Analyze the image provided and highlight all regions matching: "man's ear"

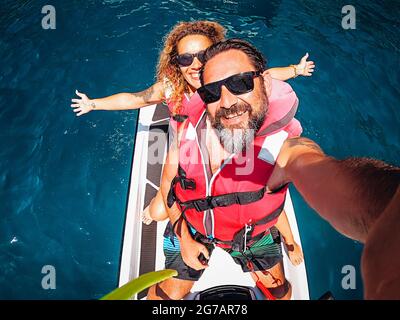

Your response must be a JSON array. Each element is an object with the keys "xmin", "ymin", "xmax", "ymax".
[{"xmin": 262, "ymin": 70, "xmax": 272, "ymax": 97}]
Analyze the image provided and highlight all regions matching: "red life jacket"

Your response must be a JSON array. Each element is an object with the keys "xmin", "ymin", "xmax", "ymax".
[
  {"xmin": 167, "ymin": 91, "xmax": 205, "ymax": 133},
  {"xmin": 168, "ymin": 79, "xmax": 302, "ymax": 249}
]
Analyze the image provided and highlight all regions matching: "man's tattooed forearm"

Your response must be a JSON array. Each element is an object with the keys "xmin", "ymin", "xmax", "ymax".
[{"xmin": 287, "ymin": 137, "xmax": 324, "ymax": 154}]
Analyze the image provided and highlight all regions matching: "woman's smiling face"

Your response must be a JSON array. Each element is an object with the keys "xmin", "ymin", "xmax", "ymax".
[{"xmin": 176, "ymin": 34, "xmax": 213, "ymax": 92}]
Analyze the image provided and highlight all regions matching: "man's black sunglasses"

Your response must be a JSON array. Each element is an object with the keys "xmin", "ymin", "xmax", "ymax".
[
  {"xmin": 197, "ymin": 71, "xmax": 262, "ymax": 104},
  {"xmin": 175, "ymin": 50, "xmax": 206, "ymax": 67}
]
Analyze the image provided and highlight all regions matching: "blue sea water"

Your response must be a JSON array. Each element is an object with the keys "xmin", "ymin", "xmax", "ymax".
[{"xmin": 0, "ymin": 0, "xmax": 399, "ymax": 299}]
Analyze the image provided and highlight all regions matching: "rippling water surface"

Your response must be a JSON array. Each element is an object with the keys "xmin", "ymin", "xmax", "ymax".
[{"xmin": 0, "ymin": 0, "xmax": 399, "ymax": 299}]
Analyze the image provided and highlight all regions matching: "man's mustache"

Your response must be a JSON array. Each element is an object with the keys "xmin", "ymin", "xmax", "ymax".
[{"xmin": 215, "ymin": 102, "xmax": 252, "ymax": 120}]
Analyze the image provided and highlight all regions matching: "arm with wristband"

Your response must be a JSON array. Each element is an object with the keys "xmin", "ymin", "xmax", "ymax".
[
  {"xmin": 268, "ymin": 53, "xmax": 315, "ymax": 81},
  {"xmin": 71, "ymin": 82, "xmax": 165, "ymax": 116}
]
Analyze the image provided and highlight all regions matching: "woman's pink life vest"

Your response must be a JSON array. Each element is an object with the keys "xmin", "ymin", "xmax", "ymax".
[
  {"xmin": 168, "ymin": 79, "xmax": 302, "ymax": 248},
  {"xmin": 166, "ymin": 91, "xmax": 205, "ymax": 133}
]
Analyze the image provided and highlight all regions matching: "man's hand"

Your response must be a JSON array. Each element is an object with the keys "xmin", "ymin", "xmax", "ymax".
[{"xmin": 180, "ymin": 237, "xmax": 210, "ymax": 271}]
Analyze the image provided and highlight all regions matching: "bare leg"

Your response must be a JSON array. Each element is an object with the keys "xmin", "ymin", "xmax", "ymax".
[
  {"xmin": 275, "ymin": 210, "xmax": 304, "ymax": 266},
  {"xmin": 250, "ymin": 261, "xmax": 292, "ymax": 300},
  {"xmin": 147, "ymin": 277, "xmax": 195, "ymax": 300},
  {"xmin": 142, "ymin": 189, "xmax": 169, "ymax": 225},
  {"xmin": 141, "ymin": 205, "xmax": 153, "ymax": 225},
  {"xmin": 143, "ymin": 137, "xmax": 180, "ymax": 225}
]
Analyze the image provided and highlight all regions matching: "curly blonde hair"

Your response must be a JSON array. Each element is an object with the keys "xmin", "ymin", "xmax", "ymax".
[{"xmin": 156, "ymin": 21, "xmax": 226, "ymax": 114}]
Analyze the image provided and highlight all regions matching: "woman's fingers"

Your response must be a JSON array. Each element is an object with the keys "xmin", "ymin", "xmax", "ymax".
[
  {"xmin": 298, "ymin": 54, "xmax": 316, "ymax": 76},
  {"xmin": 71, "ymin": 91, "xmax": 91, "ymax": 116},
  {"xmin": 301, "ymin": 52, "xmax": 309, "ymax": 63},
  {"xmin": 75, "ymin": 89, "xmax": 85, "ymax": 98},
  {"xmin": 304, "ymin": 62, "xmax": 315, "ymax": 76},
  {"xmin": 200, "ymin": 246, "xmax": 210, "ymax": 260},
  {"xmin": 187, "ymin": 254, "xmax": 206, "ymax": 271},
  {"xmin": 75, "ymin": 90, "xmax": 89, "ymax": 101},
  {"xmin": 306, "ymin": 61, "xmax": 315, "ymax": 74}
]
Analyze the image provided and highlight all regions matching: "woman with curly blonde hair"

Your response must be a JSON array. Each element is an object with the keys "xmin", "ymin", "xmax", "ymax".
[
  {"xmin": 71, "ymin": 20, "xmax": 315, "ymax": 226},
  {"xmin": 156, "ymin": 21, "xmax": 226, "ymax": 116}
]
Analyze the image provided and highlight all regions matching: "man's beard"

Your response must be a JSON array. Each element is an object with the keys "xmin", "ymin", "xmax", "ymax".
[{"xmin": 209, "ymin": 93, "xmax": 268, "ymax": 154}]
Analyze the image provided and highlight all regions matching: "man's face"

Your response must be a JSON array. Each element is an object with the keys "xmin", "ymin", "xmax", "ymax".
[{"xmin": 202, "ymin": 49, "xmax": 269, "ymax": 152}]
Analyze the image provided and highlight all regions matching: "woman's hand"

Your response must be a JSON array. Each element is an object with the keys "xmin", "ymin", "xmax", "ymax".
[
  {"xmin": 180, "ymin": 237, "xmax": 210, "ymax": 271},
  {"xmin": 295, "ymin": 53, "xmax": 315, "ymax": 77},
  {"xmin": 71, "ymin": 90, "xmax": 95, "ymax": 116}
]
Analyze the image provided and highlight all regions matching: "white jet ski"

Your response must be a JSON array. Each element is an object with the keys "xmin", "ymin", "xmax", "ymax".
[{"xmin": 118, "ymin": 103, "xmax": 310, "ymax": 300}]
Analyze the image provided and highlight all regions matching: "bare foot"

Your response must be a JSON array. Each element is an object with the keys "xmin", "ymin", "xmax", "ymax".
[
  {"xmin": 285, "ymin": 242, "xmax": 304, "ymax": 266},
  {"xmin": 141, "ymin": 205, "xmax": 153, "ymax": 225}
]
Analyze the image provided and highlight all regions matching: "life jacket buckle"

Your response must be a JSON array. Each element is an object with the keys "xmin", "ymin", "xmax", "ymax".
[
  {"xmin": 193, "ymin": 196, "xmax": 214, "ymax": 212},
  {"xmin": 231, "ymin": 223, "xmax": 255, "ymax": 253},
  {"xmin": 244, "ymin": 224, "xmax": 254, "ymax": 250},
  {"xmin": 180, "ymin": 177, "xmax": 196, "ymax": 190}
]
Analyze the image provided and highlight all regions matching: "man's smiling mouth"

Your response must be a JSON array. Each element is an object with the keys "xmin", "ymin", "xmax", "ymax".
[{"xmin": 224, "ymin": 109, "xmax": 247, "ymax": 119}]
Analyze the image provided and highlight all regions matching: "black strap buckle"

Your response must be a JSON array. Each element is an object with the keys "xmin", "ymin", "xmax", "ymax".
[
  {"xmin": 231, "ymin": 223, "xmax": 255, "ymax": 253},
  {"xmin": 180, "ymin": 177, "xmax": 196, "ymax": 190},
  {"xmin": 193, "ymin": 196, "xmax": 214, "ymax": 212}
]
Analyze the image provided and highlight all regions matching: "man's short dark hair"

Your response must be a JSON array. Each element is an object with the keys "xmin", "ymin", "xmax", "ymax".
[{"xmin": 200, "ymin": 38, "xmax": 267, "ymax": 85}]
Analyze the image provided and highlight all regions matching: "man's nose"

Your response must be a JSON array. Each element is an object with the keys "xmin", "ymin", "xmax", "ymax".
[{"xmin": 219, "ymin": 85, "xmax": 237, "ymax": 109}]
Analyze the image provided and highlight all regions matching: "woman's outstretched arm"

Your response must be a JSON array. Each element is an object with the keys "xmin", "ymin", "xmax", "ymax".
[
  {"xmin": 268, "ymin": 53, "xmax": 315, "ymax": 81},
  {"xmin": 71, "ymin": 82, "xmax": 165, "ymax": 116}
]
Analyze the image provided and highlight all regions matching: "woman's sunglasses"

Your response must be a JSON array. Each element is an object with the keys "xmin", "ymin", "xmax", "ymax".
[
  {"xmin": 175, "ymin": 50, "xmax": 206, "ymax": 67},
  {"xmin": 197, "ymin": 71, "xmax": 262, "ymax": 104}
]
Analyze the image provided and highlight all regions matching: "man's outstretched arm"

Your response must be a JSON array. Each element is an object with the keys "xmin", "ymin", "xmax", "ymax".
[{"xmin": 268, "ymin": 137, "xmax": 400, "ymax": 243}]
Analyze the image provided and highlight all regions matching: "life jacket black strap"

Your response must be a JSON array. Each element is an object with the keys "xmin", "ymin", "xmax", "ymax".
[
  {"xmin": 167, "ymin": 166, "xmax": 196, "ymax": 208},
  {"xmin": 179, "ymin": 187, "xmax": 267, "ymax": 212},
  {"xmin": 192, "ymin": 228, "xmax": 265, "ymax": 248},
  {"xmin": 189, "ymin": 201, "xmax": 284, "ymax": 252},
  {"xmin": 230, "ymin": 202, "xmax": 284, "ymax": 252},
  {"xmin": 166, "ymin": 167, "xmax": 286, "ymax": 252}
]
